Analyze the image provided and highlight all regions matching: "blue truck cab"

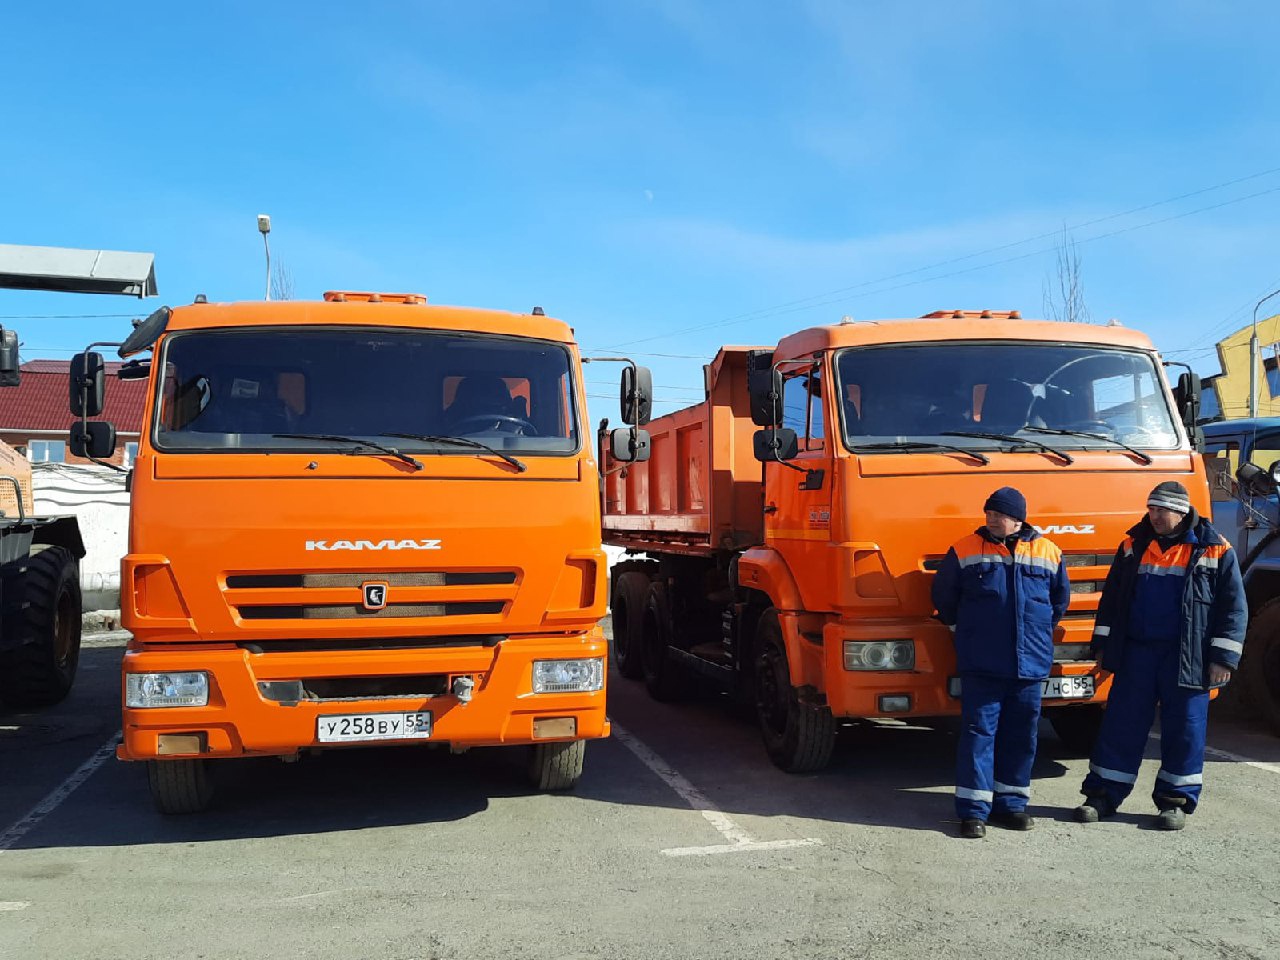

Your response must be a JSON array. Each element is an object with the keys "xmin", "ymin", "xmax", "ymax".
[{"xmin": 1202, "ymin": 418, "xmax": 1280, "ymax": 733}]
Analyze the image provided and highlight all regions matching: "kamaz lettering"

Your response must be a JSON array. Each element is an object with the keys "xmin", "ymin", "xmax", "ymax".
[
  {"xmin": 305, "ymin": 538, "xmax": 443, "ymax": 551},
  {"xmin": 1034, "ymin": 524, "xmax": 1096, "ymax": 536}
]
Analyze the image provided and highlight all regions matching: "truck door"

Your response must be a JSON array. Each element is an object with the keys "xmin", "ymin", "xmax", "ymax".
[
  {"xmin": 1204, "ymin": 437, "xmax": 1245, "ymax": 551},
  {"xmin": 1240, "ymin": 430, "xmax": 1280, "ymax": 556},
  {"xmin": 765, "ymin": 360, "xmax": 834, "ymax": 611}
]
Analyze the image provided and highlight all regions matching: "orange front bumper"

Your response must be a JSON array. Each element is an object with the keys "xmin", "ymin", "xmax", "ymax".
[{"xmin": 118, "ymin": 627, "xmax": 609, "ymax": 761}]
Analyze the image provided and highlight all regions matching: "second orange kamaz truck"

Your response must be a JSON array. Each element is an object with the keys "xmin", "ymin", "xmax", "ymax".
[
  {"xmin": 70, "ymin": 291, "xmax": 648, "ymax": 812},
  {"xmin": 602, "ymin": 310, "xmax": 1208, "ymax": 771}
]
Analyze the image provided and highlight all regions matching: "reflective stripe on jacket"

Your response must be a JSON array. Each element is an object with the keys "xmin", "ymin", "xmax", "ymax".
[
  {"xmin": 932, "ymin": 526, "xmax": 1070, "ymax": 680},
  {"xmin": 1092, "ymin": 511, "xmax": 1248, "ymax": 690}
]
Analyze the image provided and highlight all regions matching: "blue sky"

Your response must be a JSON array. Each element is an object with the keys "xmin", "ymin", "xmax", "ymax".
[{"xmin": 3, "ymin": 1, "xmax": 1279, "ymax": 417}]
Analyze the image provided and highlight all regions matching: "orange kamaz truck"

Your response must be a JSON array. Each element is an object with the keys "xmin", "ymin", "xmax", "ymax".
[
  {"xmin": 70, "ymin": 291, "xmax": 643, "ymax": 812},
  {"xmin": 602, "ymin": 310, "xmax": 1208, "ymax": 772}
]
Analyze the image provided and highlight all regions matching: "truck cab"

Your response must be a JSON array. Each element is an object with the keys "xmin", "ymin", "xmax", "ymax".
[
  {"xmin": 1202, "ymin": 418, "xmax": 1280, "ymax": 733},
  {"xmin": 72, "ymin": 292, "xmax": 618, "ymax": 812}
]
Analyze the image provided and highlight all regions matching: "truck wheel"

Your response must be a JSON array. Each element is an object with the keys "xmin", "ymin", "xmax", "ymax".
[
  {"xmin": 1047, "ymin": 704, "xmax": 1105, "ymax": 755},
  {"xmin": 528, "ymin": 740, "xmax": 585, "ymax": 791},
  {"xmin": 753, "ymin": 609, "xmax": 834, "ymax": 773},
  {"xmin": 610, "ymin": 571, "xmax": 650, "ymax": 680},
  {"xmin": 0, "ymin": 546, "xmax": 82, "ymax": 708},
  {"xmin": 147, "ymin": 759, "xmax": 216, "ymax": 814},
  {"xmin": 1240, "ymin": 599, "xmax": 1280, "ymax": 736},
  {"xmin": 641, "ymin": 581, "xmax": 686, "ymax": 702}
]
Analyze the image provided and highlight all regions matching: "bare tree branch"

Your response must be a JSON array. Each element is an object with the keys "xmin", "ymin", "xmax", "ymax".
[
  {"xmin": 270, "ymin": 259, "xmax": 295, "ymax": 302},
  {"xmin": 1042, "ymin": 225, "xmax": 1090, "ymax": 323}
]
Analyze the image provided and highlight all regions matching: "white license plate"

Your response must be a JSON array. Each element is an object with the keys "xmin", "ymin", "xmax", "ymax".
[
  {"xmin": 1042, "ymin": 676, "xmax": 1094, "ymax": 700},
  {"xmin": 316, "ymin": 711, "xmax": 432, "ymax": 743}
]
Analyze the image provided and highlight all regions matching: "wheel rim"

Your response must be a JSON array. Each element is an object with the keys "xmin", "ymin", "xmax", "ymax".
[
  {"xmin": 53, "ymin": 586, "xmax": 75, "ymax": 667},
  {"xmin": 756, "ymin": 644, "xmax": 790, "ymax": 739}
]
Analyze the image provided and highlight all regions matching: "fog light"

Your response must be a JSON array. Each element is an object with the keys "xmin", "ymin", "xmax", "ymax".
[
  {"xmin": 844, "ymin": 640, "xmax": 916, "ymax": 671},
  {"xmin": 532, "ymin": 658, "xmax": 604, "ymax": 693},
  {"xmin": 126, "ymin": 672, "xmax": 209, "ymax": 708},
  {"xmin": 878, "ymin": 695, "xmax": 911, "ymax": 713}
]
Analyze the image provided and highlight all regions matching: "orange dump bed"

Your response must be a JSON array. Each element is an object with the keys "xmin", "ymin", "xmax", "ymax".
[{"xmin": 603, "ymin": 348, "xmax": 765, "ymax": 554}]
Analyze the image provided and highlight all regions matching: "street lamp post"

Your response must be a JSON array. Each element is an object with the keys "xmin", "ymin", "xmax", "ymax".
[{"xmin": 1252, "ymin": 287, "xmax": 1280, "ymax": 418}]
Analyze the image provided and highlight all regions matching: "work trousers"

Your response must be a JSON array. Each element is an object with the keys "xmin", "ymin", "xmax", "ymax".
[
  {"xmin": 955, "ymin": 675, "xmax": 1042, "ymax": 821},
  {"xmin": 1080, "ymin": 639, "xmax": 1209, "ymax": 813}
]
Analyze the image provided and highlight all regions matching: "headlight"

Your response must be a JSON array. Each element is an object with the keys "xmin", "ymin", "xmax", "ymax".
[
  {"xmin": 843, "ymin": 640, "xmax": 915, "ymax": 671},
  {"xmin": 532, "ymin": 659, "xmax": 604, "ymax": 694},
  {"xmin": 125, "ymin": 672, "xmax": 209, "ymax": 708}
]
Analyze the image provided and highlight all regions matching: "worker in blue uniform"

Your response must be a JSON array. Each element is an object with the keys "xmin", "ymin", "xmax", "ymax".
[
  {"xmin": 933, "ymin": 487, "xmax": 1070, "ymax": 839},
  {"xmin": 1076, "ymin": 481, "xmax": 1247, "ymax": 830}
]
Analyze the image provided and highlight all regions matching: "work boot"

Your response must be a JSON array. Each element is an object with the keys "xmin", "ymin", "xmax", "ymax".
[
  {"xmin": 959, "ymin": 818, "xmax": 986, "ymax": 839},
  {"xmin": 989, "ymin": 810, "xmax": 1035, "ymax": 831},
  {"xmin": 1155, "ymin": 799, "xmax": 1187, "ymax": 831},
  {"xmin": 1074, "ymin": 796, "xmax": 1114, "ymax": 823}
]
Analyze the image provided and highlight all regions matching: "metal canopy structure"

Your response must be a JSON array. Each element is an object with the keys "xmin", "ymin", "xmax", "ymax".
[{"xmin": 0, "ymin": 243, "xmax": 156, "ymax": 297}]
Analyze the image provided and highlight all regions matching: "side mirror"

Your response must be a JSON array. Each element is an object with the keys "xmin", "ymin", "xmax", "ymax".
[
  {"xmin": 747, "ymin": 350, "xmax": 781, "ymax": 426},
  {"xmin": 70, "ymin": 420, "xmax": 117, "ymax": 460},
  {"xmin": 1271, "ymin": 458, "xmax": 1280, "ymax": 486},
  {"xmin": 70, "ymin": 351, "xmax": 106, "ymax": 417},
  {"xmin": 1172, "ymin": 371, "xmax": 1202, "ymax": 428},
  {"xmin": 621, "ymin": 366, "xmax": 652, "ymax": 426},
  {"xmin": 753, "ymin": 427, "xmax": 798, "ymax": 462},
  {"xmin": 1236, "ymin": 462, "xmax": 1277, "ymax": 499},
  {"xmin": 0, "ymin": 327, "xmax": 19, "ymax": 387},
  {"xmin": 610, "ymin": 427, "xmax": 651, "ymax": 463}
]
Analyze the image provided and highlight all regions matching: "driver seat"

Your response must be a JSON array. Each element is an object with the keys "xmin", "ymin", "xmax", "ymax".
[
  {"xmin": 979, "ymin": 379, "xmax": 1035, "ymax": 433},
  {"xmin": 448, "ymin": 376, "xmax": 515, "ymax": 428}
]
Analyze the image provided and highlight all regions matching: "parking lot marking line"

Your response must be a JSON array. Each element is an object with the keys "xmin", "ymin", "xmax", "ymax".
[
  {"xmin": 1149, "ymin": 733, "xmax": 1280, "ymax": 775},
  {"xmin": 661, "ymin": 838, "xmax": 824, "ymax": 857},
  {"xmin": 611, "ymin": 723, "xmax": 822, "ymax": 856},
  {"xmin": 0, "ymin": 902, "xmax": 31, "ymax": 911},
  {"xmin": 0, "ymin": 732, "xmax": 120, "ymax": 853}
]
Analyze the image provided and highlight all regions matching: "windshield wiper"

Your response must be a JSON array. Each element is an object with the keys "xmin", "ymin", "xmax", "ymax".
[
  {"xmin": 272, "ymin": 433, "xmax": 424, "ymax": 471},
  {"xmin": 853, "ymin": 441, "xmax": 990, "ymax": 465},
  {"xmin": 1023, "ymin": 426, "xmax": 1154, "ymax": 465},
  {"xmin": 942, "ymin": 431, "xmax": 1074, "ymax": 465},
  {"xmin": 382, "ymin": 433, "xmax": 527, "ymax": 473}
]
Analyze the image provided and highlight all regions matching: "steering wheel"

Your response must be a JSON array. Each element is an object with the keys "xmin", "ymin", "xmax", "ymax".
[{"xmin": 451, "ymin": 414, "xmax": 539, "ymax": 436}]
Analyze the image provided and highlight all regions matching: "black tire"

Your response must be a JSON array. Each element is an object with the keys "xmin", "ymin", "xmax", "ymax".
[
  {"xmin": 641, "ymin": 581, "xmax": 687, "ymax": 702},
  {"xmin": 753, "ymin": 608, "xmax": 835, "ymax": 772},
  {"xmin": 528, "ymin": 740, "xmax": 586, "ymax": 791},
  {"xmin": 0, "ymin": 546, "xmax": 82, "ymax": 708},
  {"xmin": 1240, "ymin": 599, "xmax": 1280, "ymax": 736},
  {"xmin": 1047, "ymin": 704, "xmax": 1105, "ymax": 755},
  {"xmin": 147, "ymin": 759, "xmax": 216, "ymax": 814},
  {"xmin": 610, "ymin": 571, "xmax": 651, "ymax": 680}
]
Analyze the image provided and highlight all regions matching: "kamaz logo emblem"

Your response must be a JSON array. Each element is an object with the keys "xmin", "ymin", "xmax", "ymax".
[
  {"xmin": 362, "ymin": 582, "xmax": 389, "ymax": 611},
  {"xmin": 305, "ymin": 539, "xmax": 443, "ymax": 551},
  {"xmin": 1034, "ymin": 524, "xmax": 1095, "ymax": 536}
]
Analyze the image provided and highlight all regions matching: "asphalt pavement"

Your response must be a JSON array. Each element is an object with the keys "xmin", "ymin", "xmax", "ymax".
[{"xmin": 1, "ymin": 631, "xmax": 1278, "ymax": 960}]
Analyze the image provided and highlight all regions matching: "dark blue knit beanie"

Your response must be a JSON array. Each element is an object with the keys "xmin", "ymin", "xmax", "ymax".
[{"xmin": 983, "ymin": 486, "xmax": 1027, "ymax": 523}]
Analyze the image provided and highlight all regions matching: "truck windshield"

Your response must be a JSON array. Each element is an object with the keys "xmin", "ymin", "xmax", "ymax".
[
  {"xmin": 153, "ymin": 328, "xmax": 580, "ymax": 455},
  {"xmin": 833, "ymin": 342, "xmax": 1180, "ymax": 453}
]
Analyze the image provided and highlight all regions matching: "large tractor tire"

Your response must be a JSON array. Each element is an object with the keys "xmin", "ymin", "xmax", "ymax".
[
  {"xmin": 641, "ymin": 581, "xmax": 687, "ymax": 702},
  {"xmin": 610, "ymin": 570, "xmax": 652, "ymax": 680},
  {"xmin": 1047, "ymin": 704, "xmax": 1105, "ymax": 755},
  {"xmin": 0, "ymin": 546, "xmax": 82, "ymax": 708},
  {"xmin": 753, "ymin": 608, "xmax": 835, "ymax": 773},
  {"xmin": 1240, "ymin": 599, "xmax": 1280, "ymax": 736},
  {"xmin": 528, "ymin": 740, "xmax": 586, "ymax": 791},
  {"xmin": 147, "ymin": 759, "xmax": 216, "ymax": 814}
]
